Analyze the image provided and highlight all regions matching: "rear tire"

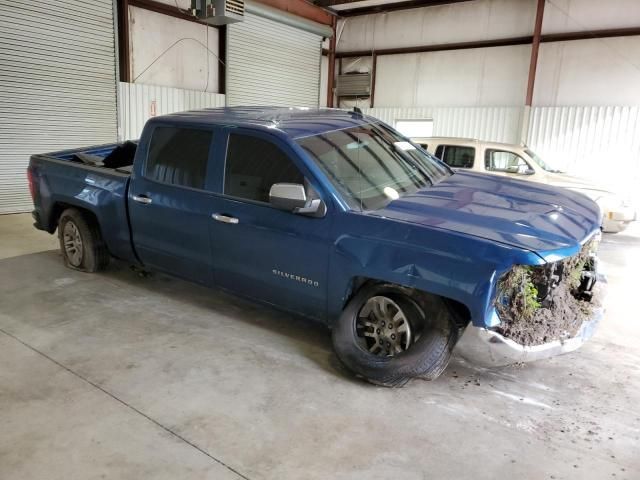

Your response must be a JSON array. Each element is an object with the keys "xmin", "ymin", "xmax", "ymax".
[
  {"xmin": 331, "ymin": 283, "xmax": 458, "ymax": 387},
  {"xmin": 58, "ymin": 208, "xmax": 109, "ymax": 272}
]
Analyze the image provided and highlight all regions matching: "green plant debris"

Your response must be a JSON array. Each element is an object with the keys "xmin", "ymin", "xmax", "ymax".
[
  {"xmin": 495, "ymin": 238, "xmax": 600, "ymax": 346},
  {"xmin": 568, "ymin": 259, "xmax": 586, "ymax": 290},
  {"xmin": 498, "ymin": 265, "xmax": 541, "ymax": 321}
]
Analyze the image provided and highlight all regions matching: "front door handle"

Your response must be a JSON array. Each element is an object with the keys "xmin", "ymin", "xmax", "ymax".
[
  {"xmin": 212, "ymin": 213, "xmax": 239, "ymax": 224},
  {"xmin": 132, "ymin": 194, "xmax": 152, "ymax": 205}
]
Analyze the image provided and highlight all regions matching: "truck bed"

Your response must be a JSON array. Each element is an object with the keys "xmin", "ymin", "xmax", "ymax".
[
  {"xmin": 29, "ymin": 141, "xmax": 139, "ymax": 264},
  {"xmin": 38, "ymin": 141, "xmax": 138, "ymax": 175}
]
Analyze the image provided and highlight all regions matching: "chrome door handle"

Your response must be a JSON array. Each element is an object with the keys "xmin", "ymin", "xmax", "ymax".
[
  {"xmin": 132, "ymin": 194, "xmax": 152, "ymax": 205},
  {"xmin": 212, "ymin": 213, "xmax": 239, "ymax": 224}
]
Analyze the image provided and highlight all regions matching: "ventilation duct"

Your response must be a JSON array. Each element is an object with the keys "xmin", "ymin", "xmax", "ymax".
[
  {"xmin": 336, "ymin": 73, "xmax": 372, "ymax": 97},
  {"xmin": 191, "ymin": 0, "xmax": 245, "ymax": 25}
]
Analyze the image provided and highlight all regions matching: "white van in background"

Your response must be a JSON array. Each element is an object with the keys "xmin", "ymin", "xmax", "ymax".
[{"xmin": 413, "ymin": 137, "xmax": 636, "ymax": 233}]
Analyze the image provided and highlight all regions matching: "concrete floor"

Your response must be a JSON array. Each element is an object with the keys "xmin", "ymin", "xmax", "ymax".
[{"xmin": 1, "ymin": 213, "xmax": 639, "ymax": 480}]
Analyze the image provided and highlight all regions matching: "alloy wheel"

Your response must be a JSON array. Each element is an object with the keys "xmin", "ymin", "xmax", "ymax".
[
  {"xmin": 356, "ymin": 296, "xmax": 412, "ymax": 357},
  {"xmin": 63, "ymin": 221, "xmax": 83, "ymax": 267}
]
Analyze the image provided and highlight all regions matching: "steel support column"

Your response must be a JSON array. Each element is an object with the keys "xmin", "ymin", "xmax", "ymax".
[
  {"xmin": 327, "ymin": 16, "xmax": 337, "ymax": 107},
  {"xmin": 370, "ymin": 52, "xmax": 377, "ymax": 107},
  {"xmin": 117, "ymin": 0, "xmax": 130, "ymax": 81},
  {"xmin": 525, "ymin": 0, "xmax": 546, "ymax": 106}
]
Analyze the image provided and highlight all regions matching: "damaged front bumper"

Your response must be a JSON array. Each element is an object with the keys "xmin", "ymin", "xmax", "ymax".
[
  {"xmin": 455, "ymin": 307, "xmax": 604, "ymax": 367},
  {"xmin": 455, "ymin": 275, "xmax": 607, "ymax": 368}
]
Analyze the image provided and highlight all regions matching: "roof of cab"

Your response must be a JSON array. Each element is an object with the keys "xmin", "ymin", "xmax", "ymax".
[{"xmin": 149, "ymin": 106, "xmax": 375, "ymax": 139}]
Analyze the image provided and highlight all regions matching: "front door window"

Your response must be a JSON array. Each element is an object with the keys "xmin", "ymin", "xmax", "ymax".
[{"xmin": 485, "ymin": 149, "xmax": 532, "ymax": 175}]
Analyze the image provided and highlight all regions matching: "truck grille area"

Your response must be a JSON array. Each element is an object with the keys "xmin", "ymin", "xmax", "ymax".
[{"xmin": 495, "ymin": 237, "xmax": 601, "ymax": 346}]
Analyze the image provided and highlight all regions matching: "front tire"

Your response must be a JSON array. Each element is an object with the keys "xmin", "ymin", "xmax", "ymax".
[
  {"xmin": 58, "ymin": 208, "xmax": 109, "ymax": 272},
  {"xmin": 332, "ymin": 284, "xmax": 458, "ymax": 387}
]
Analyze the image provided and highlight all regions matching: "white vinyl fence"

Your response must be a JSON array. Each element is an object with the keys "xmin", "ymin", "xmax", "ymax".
[{"xmin": 118, "ymin": 82, "xmax": 225, "ymax": 140}]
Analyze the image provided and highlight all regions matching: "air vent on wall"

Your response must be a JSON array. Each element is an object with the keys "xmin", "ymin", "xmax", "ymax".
[
  {"xmin": 336, "ymin": 73, "xmax": 371, "ymax": 98},
  {"xmin": 191, "ymin": 0, "xmax": 245, "ymax": 25}
]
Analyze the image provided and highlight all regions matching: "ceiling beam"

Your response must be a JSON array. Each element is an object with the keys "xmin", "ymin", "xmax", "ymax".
[
  {"xmin": 256, "ymin": 0, "xmax": 335, "ymax": 25},
  {"xmin": 129, "ymin": 0, "xmax": 334, "ymax": 27},
  {"xmin": 336, "ymin": 36, "xmax": 533, "ymax": 58},
  {"xmin": 315, "ymin": 0, "xmax": 471, "ymax": 17},
  {"xmin": 315, "ymin": 0, "xmax": 363, "ymax": 5},
  {"xmin": 335, "ymin": 26, "xmax": 640, "ymax": 58},
  {"xmin": 541, "ymin": 26, "xmax": 640, "ymax": 42},
  {"xmin": 129, "ymin": 0, "xmax": 215, "ymax": 26}
]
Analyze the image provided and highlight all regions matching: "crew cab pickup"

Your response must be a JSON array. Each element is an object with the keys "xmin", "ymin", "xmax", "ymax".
[{"xmin": 28, "ymin": 107, "xmax": 605, "ymax": 386}]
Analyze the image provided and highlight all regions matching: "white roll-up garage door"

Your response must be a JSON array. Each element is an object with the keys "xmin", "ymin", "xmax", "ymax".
[
  {"xmin": 0, "ymin": 0, "xmax": 118, "ymax": 214},
  {"xmin": 227, "ymin": 12, "xmax": 323, "ymax": 107}
]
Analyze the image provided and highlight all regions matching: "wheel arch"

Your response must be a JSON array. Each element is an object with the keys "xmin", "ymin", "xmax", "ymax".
[
  {"xmin": 49, "ymin": 202, "xmax": 101, "ymax": 234},
  {"xmin": 47, "ymin": 198, "xmax": 137, "ymax": 263},
  {"xmin": 338, "ymin": 276, "xmax": 472, "ymax": 330}
]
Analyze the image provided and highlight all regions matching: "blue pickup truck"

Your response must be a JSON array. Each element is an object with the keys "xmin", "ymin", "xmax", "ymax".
[{"xmin": 28, "ymin": 107, "xmax": 603, "ymax": 386}]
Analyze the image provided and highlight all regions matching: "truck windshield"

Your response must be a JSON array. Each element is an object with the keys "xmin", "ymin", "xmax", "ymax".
[{"xmin": 297, "ymin": 123, "xmax": 452, "ymax": 210}]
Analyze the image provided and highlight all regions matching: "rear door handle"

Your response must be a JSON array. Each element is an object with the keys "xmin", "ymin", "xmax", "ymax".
[
  {"xmin": 132, "ymin": 194, "xmax": 152, "ymax": 205},
  {"xmin": 212, "ymin": 213, "xmax": 239, "ymax": 224}
]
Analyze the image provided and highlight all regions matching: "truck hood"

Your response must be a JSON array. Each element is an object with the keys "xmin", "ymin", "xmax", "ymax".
[
  {"xmin": 370, "ymin": 171, "xmax": 601, "ymax": 258},
  {"xmin": 542, "ymin": 172, "xmax": 613, "ymax": 198}
]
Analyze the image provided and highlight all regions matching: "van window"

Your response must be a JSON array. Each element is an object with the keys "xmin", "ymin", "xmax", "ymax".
[
  {"xmin": 434, "ymin": 145, "xmax": 475, "ymax": 168},
  {"xmin": 224, "ymin": 134, "xmax": 304, "ymax": 203},
  {"xmin": 146, "ymin": 127, "xmax": 212, "ymax": 189},
  {"xmin": 485, "ymin": 149, "xmax": 531, "ymax": 174}
]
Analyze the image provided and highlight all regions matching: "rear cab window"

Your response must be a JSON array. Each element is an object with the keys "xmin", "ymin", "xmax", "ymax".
[
  {"xmin": 434, "ymin": 145, "xmax": 475, "ymax": 168},
  {"xmin": 223, "ymin": 133, "xmax": 304, "ymax": 203},
  {"xmin": 145, "ymin": 126, "xmax": 213, "ymax": 189}
]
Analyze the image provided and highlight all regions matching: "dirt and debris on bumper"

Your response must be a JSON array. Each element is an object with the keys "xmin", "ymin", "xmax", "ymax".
[
  {"xmin": 455, "ymin": 301, "xmax": 605, "ymax": 367},
  {"xmin": 455, "ymin": 242, "xmax": 607, "ymax": 367}
]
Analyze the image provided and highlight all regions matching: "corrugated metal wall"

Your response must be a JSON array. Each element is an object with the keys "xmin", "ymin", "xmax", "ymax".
[
  {"xmin": 0, "ymin": 0, "xmax": 118, "ymax": 214},
  {"xmin": 363, "ymin": 104, "xmax": 640, "ymax": 198},
  {"xmin": 527, "ymin": 106, "xmax": 640, "ymax": 183},
  {"xmin": 227, "ymin": 12, "xmax": 322, "ymax": 106},
  {"xmin": 363, "ymin": 107, "xmax": 524, "ymax": 144},
  {"xmin": 118, "ymin": 82, "xmax": 226, "ymax": 140}
]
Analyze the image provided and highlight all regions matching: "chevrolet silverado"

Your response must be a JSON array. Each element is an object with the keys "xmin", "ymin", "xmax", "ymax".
[{"xmin": 28, "ymin": 107, "xmax": 604, "ymax": 386}]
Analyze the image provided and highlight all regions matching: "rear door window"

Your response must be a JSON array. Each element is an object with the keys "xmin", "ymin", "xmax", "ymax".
[
  {"xmin": 434, "ymin": 145, "xmax": 475, "ymax": 168},
  {"xmin": 146, "ymin": 127, "xmax": 212, "ymax": 189},
  {"xmin": 224, "ymin": 133, "xmax": 304, "ymax": 203}
]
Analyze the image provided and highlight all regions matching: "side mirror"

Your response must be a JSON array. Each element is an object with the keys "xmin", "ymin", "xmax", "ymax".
[
  {"xmin": 269, "ymin": 183, "xmax": 326, "ymax": 218},
  {"xmin": 517, "ymin": 164, "xmax": 535, "ymax": 175}
]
